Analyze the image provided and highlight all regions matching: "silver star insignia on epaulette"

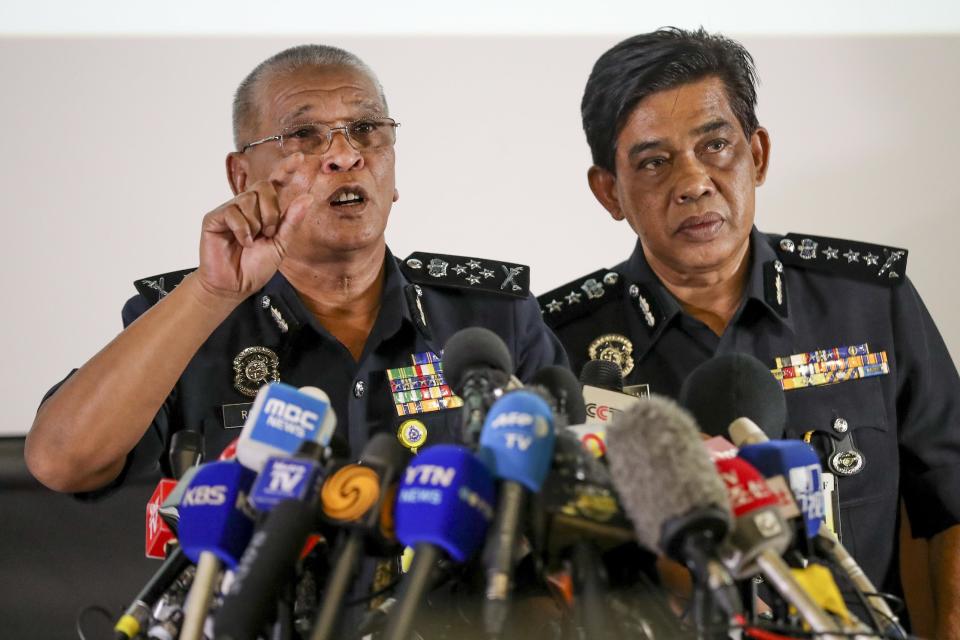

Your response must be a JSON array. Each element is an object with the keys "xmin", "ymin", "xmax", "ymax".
[
  {"xmin": 466, "ymin": 274, "xmax": 481, "ymax": 285},
  {"xmin": 452, "ymin": 264, "xmax": 467, "ymax": 275},
  {"xmin": 481, "ymin": 269, "xmax": 495, "ymax": 279},
  {"xmin": 141, "ymin": 277, "xmax": 169, "ymax": 298},
  {"xmin": 843, "ymin": 249, "xmax": 860, "ymax": 263},
  {"xmin": 545, "ymin": 299, "xmax": 563, "ymax": 313},
  {"xmin": 466, "ymin": 260, "xmax": 482, "ymax": 269},
  {"xmin": 864, "ymin": 253, "xmax": 879, "ymax": 266},
  {"xmin": 824, "ymin": 247, "xmax": 839, "ymax": 260},
  {"xmin": 564, "ymin": 291, "xmax": 582, "ymax": 305}
]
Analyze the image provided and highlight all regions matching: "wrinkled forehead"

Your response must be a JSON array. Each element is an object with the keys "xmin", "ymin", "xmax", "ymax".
[{"xmin": 255, "ymin": 64, "xmax": 386, "ymax": 131}]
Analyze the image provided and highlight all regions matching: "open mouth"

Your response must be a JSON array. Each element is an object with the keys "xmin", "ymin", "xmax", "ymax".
[{"xmin": 328, "ymin": 186, "xmax": 368, "ymax": 208}]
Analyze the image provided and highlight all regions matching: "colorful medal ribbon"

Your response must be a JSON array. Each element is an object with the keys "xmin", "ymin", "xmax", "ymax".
[
  {"xmin": 770, "ymin": 344, "xmax": 888, "ymax": 391},
  {"xmin": 386, "ymin": 351, "xmax": 464, "ymax": 416}
]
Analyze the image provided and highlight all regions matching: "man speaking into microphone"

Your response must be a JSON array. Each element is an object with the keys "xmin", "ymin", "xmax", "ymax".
[
  {"xmin": 26, "ymin": 44, "xmax": 566, "ymax": 494},
  {"xmin": 538, "ymin": 28, "xmax": 960, "ymax": 637}
]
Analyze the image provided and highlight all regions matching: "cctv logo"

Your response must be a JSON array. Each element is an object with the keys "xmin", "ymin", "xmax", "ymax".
[
  {"xmin": 263, "ymin": 398, "xmax": 319, "ymax": 439},
  {"xmin": 182, "ymin": 484, "xmax": 227, "ymax": 506}
]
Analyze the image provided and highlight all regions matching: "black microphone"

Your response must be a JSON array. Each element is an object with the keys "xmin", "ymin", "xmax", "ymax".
[
  {"xmin": 114, "ymin": 548, "xmax": 192, "ymax": 640},
  {"xmin": 169, "ymin": 430, "xmax": 204, "ymax": 480},
  {"xmin": 579, "ymin": 359, "xmax": 624, "ymax": 391},
  {"xmin": 530, "ymin": 365, "xmax": 587, "ymax": 427},
  {"xmin": 309, "ymin": 434, "xmax": 411, "ymax": 640},
  {"xmin": 214, "ymin": 442, "xmax": 331, "ymax": 640},
  {"xmin": 441, "ymin": 327, "xmax": 514, "ymax": 445},
  {"xmin": 605, "ymin": 394, "xmax": 742, "ymax": 636},
  {"xmin": 678, "ymin": 353, "xmax": 786, "ymax": 438}
]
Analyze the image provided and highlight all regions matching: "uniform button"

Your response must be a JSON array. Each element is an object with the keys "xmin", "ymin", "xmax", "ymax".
[
  {"xmin": 354, "ymin": 380, "xmax": 366, "ymax": 398},
  {"xmin": 832, "ymin": 417, "xmax": 848, "ymax": 433}
]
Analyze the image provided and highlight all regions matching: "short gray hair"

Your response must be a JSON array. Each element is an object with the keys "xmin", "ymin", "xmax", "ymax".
[{"xmin": 232, "ymin": 44, "xmax": 387, "ymax": 150}]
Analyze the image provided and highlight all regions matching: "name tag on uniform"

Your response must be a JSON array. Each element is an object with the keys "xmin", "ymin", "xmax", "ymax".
[{"xmin": 222, "ymin": 402, "xmax": 254, "ymax": 429}]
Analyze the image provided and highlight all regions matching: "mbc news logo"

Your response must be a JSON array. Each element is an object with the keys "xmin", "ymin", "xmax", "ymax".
[{"xmin": 263, "ymin": 398, "xmax": 320, "ymax": 439}]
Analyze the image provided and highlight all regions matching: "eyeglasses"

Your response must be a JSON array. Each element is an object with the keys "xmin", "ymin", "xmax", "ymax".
[{"xmin": 241, "ymin": 117, "xmax": 400, "ymax": 155}]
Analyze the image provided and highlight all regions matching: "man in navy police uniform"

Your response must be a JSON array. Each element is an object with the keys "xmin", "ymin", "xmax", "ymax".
[
  {"xmin": 538, "ymin": 28, "xmax": 960, "ymax": 636},
  {"xmin": 26, "ymin": 44, "xmax": 566, "ymax": 495}
]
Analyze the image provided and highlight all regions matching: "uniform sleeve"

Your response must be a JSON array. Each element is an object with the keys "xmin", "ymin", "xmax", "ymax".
[
  {"xmin": 893, "ymin": 278, "xmax": 960, "ymax": 537},
  {"xmin": 62, "ymin": 295, "xmax": 172, "ymax": 499},
  {"xmin": 511, "ymin": 294, "xmax": 571, "ymax": 382}
]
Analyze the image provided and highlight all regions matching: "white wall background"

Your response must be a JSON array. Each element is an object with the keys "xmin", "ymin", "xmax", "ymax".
[{"xmin": 2, "ymin": 2, "xmax": 958, "ymax": 436}]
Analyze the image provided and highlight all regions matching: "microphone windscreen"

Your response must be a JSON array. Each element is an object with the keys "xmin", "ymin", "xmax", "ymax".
[
  {"xmin": 530, "ymin": 365, "xmax": 587, "ymax": 424},
  {"xmin": 395, "ymin": 445, "xmax": 496, "ymax": 562},
  {"xmin": 606, "ymin": 394, "xmax": 731, "ymax": 553},
  {"xmin": 177, "ymin": 461, "xmax": 256, "ymax": 569},
  {"xmin": 237, "ymin": 382, "xmax": 337, "ymax": 471},
  {"xmin": 479, "ymin": 390, "xmax": 556, "ymax": 490},
  {"xmin": 678, "ymin": 353, "xmax": 786, "ymax": 438},
  {"xmin": 441, "ymin": 327, "xmax": 513, "ymax": 393},
  {"xmin": 579, "ymin": 359, "xmax": 623, "ymax": 391},
  {"xmin": 737, "ymin": 440, "xmax": 825, "ymax": 539},
  {"xmin": 249, "ymin": 457, "xmax": 326, "ymax": 512}
]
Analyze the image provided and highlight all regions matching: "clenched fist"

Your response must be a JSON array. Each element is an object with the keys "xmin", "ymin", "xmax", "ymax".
[{"xmin": 197, "ymin": 152, "xmax": 316, "ymax": 301}]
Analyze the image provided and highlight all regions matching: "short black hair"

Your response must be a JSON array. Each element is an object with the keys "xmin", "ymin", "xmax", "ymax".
[{"xmin": 581, "ymin": 27, "xmax": 760, "ymax": 172}]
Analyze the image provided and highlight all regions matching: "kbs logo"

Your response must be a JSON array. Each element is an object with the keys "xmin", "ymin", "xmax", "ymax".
[
  {"xmin": 263, "ymin": 399, "xmax": 319, "ymax": 439},
  {"xmin": 182, "ymin": 484, "xmax": 228, "ymax": 506}
]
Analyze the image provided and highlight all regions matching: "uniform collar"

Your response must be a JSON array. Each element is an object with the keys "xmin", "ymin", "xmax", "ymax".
[
  {"xmin": 617, "ymin": 226, "xmax": 793, "ymax": 353},
  {"xmin": 262, "ymin": 245, "xmax": 414, "ymax": 342}
]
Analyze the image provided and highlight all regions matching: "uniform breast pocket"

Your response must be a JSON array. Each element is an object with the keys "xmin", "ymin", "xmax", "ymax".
[{"xmin": 783, "ymin": 376, "xmax": 895, "ymax": 506}]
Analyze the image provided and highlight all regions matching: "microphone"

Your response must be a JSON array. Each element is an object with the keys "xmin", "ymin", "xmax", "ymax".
[
  {"xmin": 604, "ymin": 395, "xmax": 742, "ymax": 631},
  {"xmin": 441, "ymin": 327, "xmax": 514, "ymax": 445},
  {"xmin": 729, "ymin": 420, "xmax": 906, "ymax": 638},
  {"xmin": 145, "ymin": 478, "xmax": 178, "ymax": 559},
  {"xmin": 309, "ymin": 433, "xmax": 411, "ymax": 640},
  {"xmin": 176, "ymin": 460, "xmax": 257, "ymax": 640},
  {"xmin": 477, "ymin": 389, "xmax": 557, "ymax": 638},
  {"xmin": 528, "ymin": 365, "xmax": 587, "ymax": 427},
  {"xmin": 714, "ymin": 455, "xmax": 842, "ymax": 635},
  {"xmin": 214, "ymin": 441, "xmax": 331, "ymax": 640},
  {"xmin": 380, "ymin": 444, "xmax": 497, "ymax": 640},
  {"xmin": 169, "ymin": 429, "xmax": 204, "ymax": 480},
  {"xmin": 732, "ymin": 420, "xmax": 825, "ymax": 541},
  {"xmin": 678, "ymin": 353, "xmax": 787, "ymax": 438},
  {"xmin": 571, "ymin": 359, "xmax": 639, "ymax": 458},
  {"xmin": 114, "ymin": 548, "xmax": 191, "ymax": 640},
  {"xmin": 237, "ymin": 382, "xmax": 336, "ymax": 472},
  {"xmin": 579, "ymin": 359, "xmax": 624, "ymax": 391}
]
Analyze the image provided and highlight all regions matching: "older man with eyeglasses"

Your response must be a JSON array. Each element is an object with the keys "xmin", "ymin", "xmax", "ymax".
[{"xmin": 26, "ymin": 44, "xmax": 566, "ymax": 494}]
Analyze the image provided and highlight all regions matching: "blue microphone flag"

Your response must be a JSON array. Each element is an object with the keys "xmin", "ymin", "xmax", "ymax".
[
  {"xmin": 395, "ymin": 445, "xmax": 495, "ymax": 562},
  {"xmin": 177, "ymin": 460, "xmax": 256, "ymax": 568},
  {"xmin": 479, "ymin": 390, "xmax": 556, "ymax": 490}
]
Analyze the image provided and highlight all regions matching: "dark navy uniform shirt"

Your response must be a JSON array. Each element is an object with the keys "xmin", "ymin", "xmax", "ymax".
[
  {"xmin": 539, "ymin": 227, "xmax": 960, "ymax": 593},
  {"xmin": 49, "ymin": 247, "xmax": 567, "ymax": 488}
]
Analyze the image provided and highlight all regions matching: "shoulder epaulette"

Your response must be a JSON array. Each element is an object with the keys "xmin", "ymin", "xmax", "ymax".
[
  {"xmin": 399, "ymin": 252, "xmax": 529, "ymax": 299},
  {"xmin": 134, "ymin": 267, "xmax": 196, "ymax": 305},
  {"xmin": 536, "ymin": 269, "xmax": 624, "ymax": 328},
  {"xmin": 775, "ymin": 233, "xmax": 908, "ymax": 285}
]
